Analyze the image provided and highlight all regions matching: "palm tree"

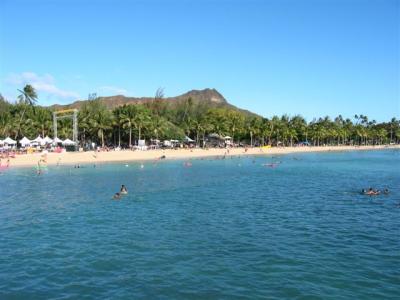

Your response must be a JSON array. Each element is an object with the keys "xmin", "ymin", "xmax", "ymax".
[
  {"xmin": 134, "ymin": 106, "xmax": 151, "ymax": 141},
  {"xmin": 0, "ymin": 111, "xmax": 15, "ymax": 137},
  {"xmin": 389, "ymin": 117, "xmax": 397, "ymax": 143},
  {"xmin": 121, "ymin": 105, "xmax": 136, "ymax": 147},
  {"xmin": 78, "ymin": 108, "xmax": 91, "ymax": 145},
  {"xmin": 122, "ymin": 105, "xmax": 151, "ymax": 146},
  {"xmin": 90, "ymin": 106, "xmax": 112, "ymax": 147},
  {"xmin": 191, "ymin": 118, "xmax": 204, "ymax": 147},
  {"xmin": 113, "ymin": 106, "xmax": 124, "ymax": 147},
  {"xmin": 15, "ymin": 84, "xmax": 38, "ymax": 139},
  {"xmin": 227, "ymin": 111, "xmax": 244, "ymax": 145},
  {"xmin": 31, "ymin": 107, "xmax": 52, "ymax": 137},
  {"xmin": 18, "ymin": 84, "xmax": 38, "ymax": 107},
  {"xmin": 151, "ymin": 115, "xmax": 166, "ymax": 141},
  {"xmin": 206, "ymin": 109, "xmax": 228, "ymax": 137}
]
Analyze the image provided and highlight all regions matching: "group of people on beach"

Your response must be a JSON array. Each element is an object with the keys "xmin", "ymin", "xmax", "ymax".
[
  {"xmin": 113, "ymin": 185, "xmax": 128, "ymax": 200},
  {"xmin": 361, "ymin": 188, "xmax": 389, "ymax": 196}
]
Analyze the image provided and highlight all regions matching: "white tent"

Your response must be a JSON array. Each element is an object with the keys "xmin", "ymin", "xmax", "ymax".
[
  {"xmin": 33, "ymin": 135, "xmax": 43, "ymax": 143},
  {"xmin": 19, "ymin": 137, "xmax": 32, "ymax": 147},
  {"xmin": 32, "ymin": 135, "xmax": 45, "ymax": 145},
  {"xmin": 0, "ymin": 139, "xmax": 3, "ymax": 145},
  {"xmin": 53, "ymin": 137, "xmax": 63, "ymax": 144},
  {"xmin": 224, "ymin": 136, "xmax": 232, "ymax": 140},
  {"xmin": 184, "ymin": 136, "xmax": 195, "ymax": 142},
  {"xmin": 62, "ymin": 138, "xmax": 76, "ymax": 145},
  {"xmin": 43, "ymin": 136, "xmax": 53, "ymax": 144},
  {"xmin": 208, "ymin": 133, "xmax": 223, "ymax": 139},
  {"xmin": 4, "ymin": 137, "xmax": 17, "ymax": 145}
]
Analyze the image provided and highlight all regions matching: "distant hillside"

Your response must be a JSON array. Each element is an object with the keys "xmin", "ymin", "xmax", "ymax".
[{"xmin": 49, "ymin": 88, "xmax": 258, "ymax": 117}]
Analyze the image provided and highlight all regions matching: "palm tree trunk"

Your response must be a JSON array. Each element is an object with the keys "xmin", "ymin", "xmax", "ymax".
[
  {"xmin": 129, "ymin": 127, "xmax": 132, "ymax": 147},
  {"xmin": 118, "ymin": 126, "xmax": 121, "ymax": 147},
  {"xmin": 139, "ymin": 126, "xmax": 141, "ymax": 141},
  {"xmin": 15, "ymin": 107, "xmax": 27, "ymax": 139}
]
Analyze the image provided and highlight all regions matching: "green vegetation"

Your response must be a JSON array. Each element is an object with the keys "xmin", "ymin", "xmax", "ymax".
[{"xmin": 1, "ymin": 85, "xmax": 399, "ymax": 147}]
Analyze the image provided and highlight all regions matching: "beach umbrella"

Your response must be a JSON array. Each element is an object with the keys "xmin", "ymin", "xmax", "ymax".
[
  {"xmin": 4, "ymin": 137, "xmax": 17, "ymax": 145},
  {"xmin": 62, "ymin": 138, "xmax": 76, "ymax": 145},
  {"xmin": 43, "ymin": 136, "xmax": 53, "ymax": 144},
  {"xmin": 19, "ymin": 137, "xmax": 32, "ymax": 147}
]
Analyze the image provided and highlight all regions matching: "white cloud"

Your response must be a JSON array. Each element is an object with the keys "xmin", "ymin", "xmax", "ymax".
[
  {"xmin": 98, "ymin": 85, "xmax": 128, "ymax": 95},
  {"xmin": 5, "ymin": 72, "xmax": 80, "ymax": 101}
]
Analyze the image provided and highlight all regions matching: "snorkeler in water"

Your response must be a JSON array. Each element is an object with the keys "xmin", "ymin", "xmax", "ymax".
[
  {"xmin": 363, "ymin": 188, "xmax": 380, "ymax": 196},
  {"xmin": 120, "ymin": 185, "xmax": 128, "ymax": 194}
]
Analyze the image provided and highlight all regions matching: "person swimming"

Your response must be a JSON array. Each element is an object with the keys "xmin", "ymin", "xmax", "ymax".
[
  {"xmin": 120, "ymin": 185, "xmax": 128, "ymax": 194},
  {"xmin": 363, "ymin": 188, "xmax": 380, "ymax": 196},
  {"xmin": 113, "ymin": 192, "xmax": 121, "ymax": 200},
  {"xmin": 383, "ymin": 188, "xmax": 389, "ymax": 195}
]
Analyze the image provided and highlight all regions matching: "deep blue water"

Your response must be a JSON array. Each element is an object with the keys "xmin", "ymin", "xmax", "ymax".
[{"xmin": 0, "ymin": 150, "xmax": 399, "ymax": 299}]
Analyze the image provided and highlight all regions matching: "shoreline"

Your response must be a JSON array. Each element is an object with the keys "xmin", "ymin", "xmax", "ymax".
[{"xmin": 3, "ymin": 145, "xmax": 399, "ymax": 169}]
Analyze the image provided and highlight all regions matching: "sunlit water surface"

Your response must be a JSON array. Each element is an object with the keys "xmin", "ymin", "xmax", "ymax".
[{"xmin": 0, "ymin": 150, "xmax": 399, "ymax": 299}]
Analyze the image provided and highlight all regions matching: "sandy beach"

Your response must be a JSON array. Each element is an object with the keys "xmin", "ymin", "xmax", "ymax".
[{"xmin": 3, "ymin": 145, "xmax": 398, "ymax": 168}]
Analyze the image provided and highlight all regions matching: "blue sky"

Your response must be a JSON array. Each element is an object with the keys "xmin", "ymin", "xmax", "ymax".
[{"xmin": 0, "ymin": 0, "xmax": 398, "ymax": 121}]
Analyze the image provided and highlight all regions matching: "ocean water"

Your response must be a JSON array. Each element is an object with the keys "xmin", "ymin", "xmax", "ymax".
[{"xmin": 0, "ymin": 150, "xmax": 399, "ymax": 299}]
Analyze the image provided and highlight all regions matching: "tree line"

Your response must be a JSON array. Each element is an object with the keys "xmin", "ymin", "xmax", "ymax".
[{"xmin": 1, "ymin": 85, "xmax": 399, "ymax": 148}]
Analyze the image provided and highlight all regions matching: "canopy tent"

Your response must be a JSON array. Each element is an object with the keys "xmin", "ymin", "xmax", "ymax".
[
  {"xmin": 208, "ymin": 133, "xmax": 223, "ymax": 139},
  {"xmin": 4, "ymin": 137, "xmax": 17, "ymax": 145},
  {"xmin": 184, "ymin": 136, "xmax": 195, "ymax": 143},
  {"xmin": 53, "ymin": 137, "xmax": 63, "ymax": 144},
  {"xmin": 62, "ymin": 138, "xmax": 76, "ymax": 145},
  {"xmin": 19, "ymin": 137, "xmax": 32, "ymax": 147},
  {"xmin": 43, "ymin": 136, "xmax": 53, "ymax": 144},
  {"xmin": 32, "ymin": 135, "xmax": 46, "ymax": 146},
  {"xmin": 32, "ymin": 135, "xmax": 43, "ymax": 143},
  {"xmin": 224, "ymin": 136, "xmax": 232, "ymax": 140}
]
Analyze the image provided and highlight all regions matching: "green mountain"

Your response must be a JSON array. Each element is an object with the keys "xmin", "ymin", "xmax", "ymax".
[{"xmin": 49, "ymin": 88, "xmax": 258, "ymax": 117}]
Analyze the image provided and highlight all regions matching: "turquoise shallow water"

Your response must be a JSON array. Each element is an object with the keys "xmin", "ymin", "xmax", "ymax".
[{"xmin": 0, "ymin": 150, "xmax": 399, "ymax": 299}]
